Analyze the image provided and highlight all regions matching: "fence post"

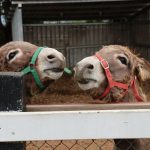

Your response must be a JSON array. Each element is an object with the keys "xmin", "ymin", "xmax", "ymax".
[{"xmin": 0, "ymin": 72, "xmax": 25, "ymax": 150}]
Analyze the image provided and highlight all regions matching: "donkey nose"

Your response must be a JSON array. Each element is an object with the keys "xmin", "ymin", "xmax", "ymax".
[
  {"xmin": 47, "ymin": 55, "xmax": 55, "ymax": 60},
  {"xmin": 86, "ymin": 64, "xmax": 94, "ymax": 70}
]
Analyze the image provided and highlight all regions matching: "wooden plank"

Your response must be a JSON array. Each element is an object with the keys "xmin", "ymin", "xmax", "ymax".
[
  {"xmin": 22, "ymin": 3, "xmax": 146, "ymax": 10},
  {"xmin": 1, "ymin": 109, "xmax": 150, "ymax": 141},
  {"xmin": 26, "ymin": 103, "xmax": 150, "ymax": 112}
]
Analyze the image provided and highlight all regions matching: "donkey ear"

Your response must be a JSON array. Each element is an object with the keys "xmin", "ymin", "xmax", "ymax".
[{"xmin": 135, "ymin": 58, "xmax": 150, "ymax": 81}]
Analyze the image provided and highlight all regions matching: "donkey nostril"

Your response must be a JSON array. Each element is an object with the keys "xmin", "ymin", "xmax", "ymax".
[
  {"xmin": 87, "ymin": 64, "xmax": 94, "ymax": 70},
  {"xmin": 47, "ymin": 55, "xmax": 55, "ymax": 59}
]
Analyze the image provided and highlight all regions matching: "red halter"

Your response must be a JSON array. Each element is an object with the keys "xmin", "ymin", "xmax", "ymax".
[{"xmin": 95, "ymin": 52, "xmax": 143, "ymax": 102}]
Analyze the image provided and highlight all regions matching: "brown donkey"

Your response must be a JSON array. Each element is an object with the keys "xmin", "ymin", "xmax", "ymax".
[
  {"xmin": 0, "ymin": 41, "xmax": 66, "ymax": 101},
  {"xmin": 74, "ymin": 45, "xmax": 150, "ymax": 150}
]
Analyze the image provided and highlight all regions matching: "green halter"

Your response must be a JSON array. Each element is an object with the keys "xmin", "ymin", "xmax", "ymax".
[{"xmin": 21, "ymin": 47, "xmax": 45, "ymax": 90}]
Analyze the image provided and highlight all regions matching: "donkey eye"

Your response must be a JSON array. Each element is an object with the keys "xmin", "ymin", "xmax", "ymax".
[
  {"xmin": 8, "ymin": 51, "xmax": 18, "ymax": 61},
  {"xmin": 118, "ymin": 56, "xmax": 127, "ymax": 65}
]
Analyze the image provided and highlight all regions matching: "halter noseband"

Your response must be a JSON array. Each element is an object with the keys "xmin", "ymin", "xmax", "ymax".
[
  {"xmin": 95, "ymin": 52, "xmax": 143, "ymax": 102},
  {"xmin": 21, "ymin": 47, "xmax": 45, "ymax": 90}
]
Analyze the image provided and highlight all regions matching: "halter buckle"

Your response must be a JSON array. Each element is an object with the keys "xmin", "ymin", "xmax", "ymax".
[{"xmin": 101, "ymin": 59, "xmax": 109, "ymax": 69}]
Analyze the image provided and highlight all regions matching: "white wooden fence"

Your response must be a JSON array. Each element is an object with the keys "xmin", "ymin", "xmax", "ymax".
[{"xmin": 1, "ymin": 103, "xmax": 150, "ymax": 142}]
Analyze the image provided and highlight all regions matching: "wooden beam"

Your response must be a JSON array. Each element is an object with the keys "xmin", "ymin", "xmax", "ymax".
[
  {"xmin": 1, "ymin": 109, "xmax": 150, "ymax": 141},
  {"xmin": 22, "ymin": 9, "xmax": 137, "ymax": 14},
  {"xmin": 22, "ymin": 4, "xmax": 146, "ymax": 10},
  {"xmin": 12, "ymin": 0, "xmax": 138, "ymax": 4},
  {"xmin": 26, "ymin": 103, "xmax": 150, "ymax": 112},
  {"xmin": 130, "ymin": 3, "xmax": 150, "ymax": 18}
]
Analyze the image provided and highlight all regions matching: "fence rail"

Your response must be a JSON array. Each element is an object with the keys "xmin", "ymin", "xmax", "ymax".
[
  {"xmin": 1, "ymin": 104, "xmax": 150, "ymax": 142},
  {"xmin": 26, "ymin": 103, "xmax": 150, "ymax": 111}
]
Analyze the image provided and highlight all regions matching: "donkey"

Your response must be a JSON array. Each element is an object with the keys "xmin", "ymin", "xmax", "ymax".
[
  {"xmin": 0, "ymin": 41, "xmax": 66, "ymax": 102},
  {"xmin": 74, "ymin": 45, "xmax": 150, "ymax": 150}
]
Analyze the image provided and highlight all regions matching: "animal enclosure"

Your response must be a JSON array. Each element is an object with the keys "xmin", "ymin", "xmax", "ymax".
[{"xmin": 23, "ymin": 4, "xmax": 150, "ymax": 149}]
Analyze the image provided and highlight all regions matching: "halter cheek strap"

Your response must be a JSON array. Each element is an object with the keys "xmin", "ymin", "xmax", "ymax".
[
  {"xmin": 130, "ymin": 76, "xmax": 143, "ymax": 102},
  {"xmin": 21, "ymin": 47, "xmax": 45, "ymax": 90},
  {"xmin": 95, "ymin": 52, "xmax": 143, "ymax": 102}
]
